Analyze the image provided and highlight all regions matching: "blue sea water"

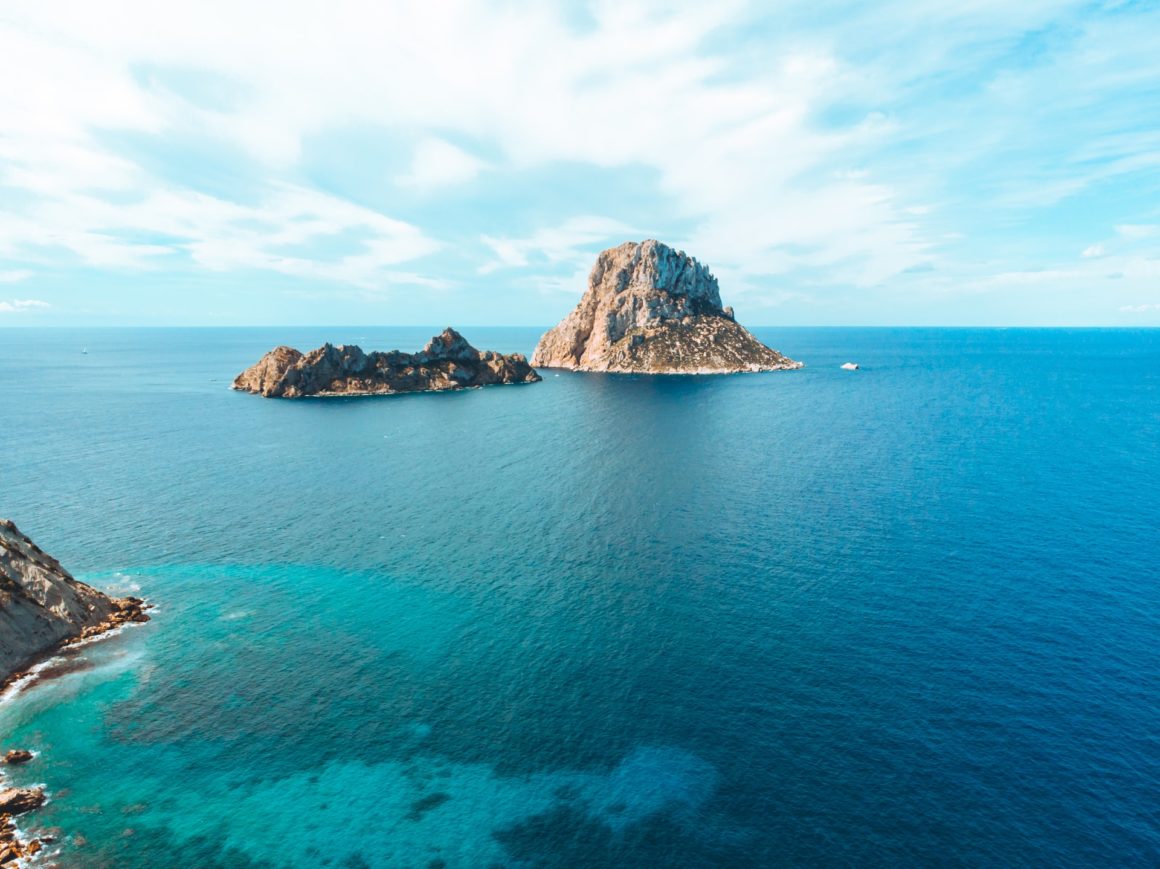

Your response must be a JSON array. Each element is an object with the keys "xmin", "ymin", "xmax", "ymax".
[{"xmin": 0, "ymin": 326, "xmax": 1158, "ymax": 867}]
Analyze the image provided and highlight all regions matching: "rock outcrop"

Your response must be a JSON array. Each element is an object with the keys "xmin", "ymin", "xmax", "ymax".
[
  {"xmin": 531, "ymin": 240, "xmax": 801, "ymax": 374},
  {"xmin": 0, "ymin": 519, "xmax": 150, "ymax": 686},
  {"xmin": 0, "ymin": 788, "xmax": 44, "ymax": 817},
  {"xmin": 0, "ymin": 784, "xmax": 46, "ymax": 865},
  {"xmin": 233, "ymin": 328, "xmax": 541, "ymax": 398}
]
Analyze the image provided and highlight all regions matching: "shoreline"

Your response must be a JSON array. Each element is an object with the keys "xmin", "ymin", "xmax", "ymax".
[
  {"xmin": 231, "ymin": 376, "xmax": 541, "ymax": 399},
  {"xmin": 0, "ymin": 598, "xmax": 153, "ymax": 702},
  {"xmin": 1, "ymin": 601, "xmax": 152, "ymax": 867},
  {"xmin": 535, "ymin": 360, "xmax": 806, "ymax": 374}
]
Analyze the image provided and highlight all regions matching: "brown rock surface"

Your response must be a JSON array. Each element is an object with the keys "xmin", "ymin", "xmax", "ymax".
[
  {"xmin": 233, "ymin": 328, "xmax": 541, "ymax": 398},
  {"xmin": 1, "ymin": 753, "xmax": 31, "ymax": 767},
  {"xmin": 1, "ymin": 519, "xmax": 151, "ymax": 687},
  {"xmin": 0, "ymin": 795, "xmax": 45, "ymax": 865},
  {"xmin": 532, "ymin": 240, "xmax": 800, "ymax": 374},
  {"xmin": 0, "ymin": 787, "xmax": 45, "ymax": 816}
]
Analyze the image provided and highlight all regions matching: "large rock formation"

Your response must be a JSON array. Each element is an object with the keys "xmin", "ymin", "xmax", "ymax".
[
  {"xmin": 0, "ymin": 519, "xmax": 150, "ymax": 685},
  {"xmin": 233, "ymin": 328, "xmax": 541, "ymax": 398},
  {"xmin": 532, "ymin": 240, "xmax": 801, "ymax": 374}
]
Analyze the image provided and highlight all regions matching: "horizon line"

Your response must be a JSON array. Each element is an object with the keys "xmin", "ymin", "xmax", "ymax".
[{"xmin": 1, "ymin": 324, "xmax": 1158, "ymax": 330}]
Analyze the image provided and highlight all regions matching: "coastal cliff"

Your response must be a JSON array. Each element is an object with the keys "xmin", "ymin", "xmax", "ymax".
[
  {"xmin": 532, "ymin": 240, "xmax": 800, "ymax": 374},
  {"xmin": 0, "ymin": 519, "xmax": 149, "ymax": 686},
  {"xmin": 233, "ymin": 328, "xmax": 541, "ymax": 398}
]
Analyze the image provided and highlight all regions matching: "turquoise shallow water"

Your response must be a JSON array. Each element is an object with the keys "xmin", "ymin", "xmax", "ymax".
[{"xmin": 1, "ymin": 327, "xmax": 1158, "ymax": 866}]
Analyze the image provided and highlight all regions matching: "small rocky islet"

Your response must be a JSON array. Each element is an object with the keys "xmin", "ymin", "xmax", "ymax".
[{"xmin": 232, "ymin": 327, "xmax": 541, "ymax": 398}]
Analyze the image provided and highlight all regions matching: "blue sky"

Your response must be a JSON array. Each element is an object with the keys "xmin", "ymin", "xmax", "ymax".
[{"xmin": 1, "ymin": 0, "xmax": 1159, "ymax": 327}]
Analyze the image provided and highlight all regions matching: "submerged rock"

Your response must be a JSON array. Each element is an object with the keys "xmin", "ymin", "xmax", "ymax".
[
  {"xmin": 0, "ymin": 519, "xmax": 151, "ymax": 687},
  {"xmin": 233, "ymin": 328, "xmax": 542, "ymax": 398},
  {"xmin": 531, "ymin": 240, "xmax": 801, "ymax": 374}
]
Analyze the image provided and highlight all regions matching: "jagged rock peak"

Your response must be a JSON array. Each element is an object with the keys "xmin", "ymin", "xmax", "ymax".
[
  {"xmin": 232, "ymin": 328, "xmax": 541, "ymax": 398},
  {"xmin": 422, "ymin": 327, "xmax": 478, "ymax": 362},
  {"xmin": 531, "ymin": 240, "xmax": 801, "ymax": 374},
  {"xmin": 588, "ymin": 239, "xmax": 724, "ymax": 323}
]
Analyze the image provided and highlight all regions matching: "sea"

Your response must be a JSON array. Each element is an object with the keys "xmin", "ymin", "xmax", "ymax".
[{"xmin": 0, "ymin": 326, "xmax": 1157, "ymax": 867}]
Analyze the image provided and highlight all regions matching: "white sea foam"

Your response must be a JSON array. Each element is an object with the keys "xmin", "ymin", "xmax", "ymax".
[{"xmin": 0, "ymin": 620, "xmax": 149, "ymax": 707}]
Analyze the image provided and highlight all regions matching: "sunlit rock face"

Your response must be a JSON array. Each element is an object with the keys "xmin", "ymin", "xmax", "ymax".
[
  {"xmin": 0, "ymin": 519, "xmax": 149, "ymax": 683},
  {"xmin": 531, "ymin": 240, "xmax": 800, "ymax": 374}
]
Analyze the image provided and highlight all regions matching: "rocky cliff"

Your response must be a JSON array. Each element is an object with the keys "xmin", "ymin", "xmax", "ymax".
[
  {"xmin": 233, "ymin": 328, "xmax": 541, "ymax": 398},
  {"xmin": 0, "ymin": 519, "xmax": 149, "ymax": 685},
  {"xmin": 532, "ymin": 240, "xmax": 800, "ymax": 374}
]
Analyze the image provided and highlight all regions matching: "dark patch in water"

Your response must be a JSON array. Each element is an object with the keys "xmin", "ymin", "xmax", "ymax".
[
  {"xmin": 493, "ymin": 803, "xmax": 758, "ymax": 869},
  {"xmin": 63, "ymin": 823, "xmax": 277, "ymax": 868},
  {"xmin": 406, "ymin": 791, "xmax": 451, "ymax": 821},
  {"xmin": 26, "ymin": 652, "xmax": 96, "ymax": 687}
]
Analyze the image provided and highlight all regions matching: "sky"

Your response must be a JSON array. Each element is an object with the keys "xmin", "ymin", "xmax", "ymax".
[{"xmin": 1, "ymin": 0, "xmax": 1159, "ymax": 327}]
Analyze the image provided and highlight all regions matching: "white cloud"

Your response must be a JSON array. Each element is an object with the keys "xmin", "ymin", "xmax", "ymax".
[
  {"xmin": 1116, "ymin": 224, "xmax": 1160, "ymax": 240},
  {"xmin": 480, "ymin": 216, "xmax": 638, "ymax": 274},
  {"xmin": 0, "ymin": 0, "xmax": 939, "ymax": 296},
  {"xmin": 972, "ymin": 268, "xmax": 1086, "ymax": 288},
  {"xmin": 1120, "ymin": 257, "xmax": 1160, "ymax": 279},
  {"xmin": 0, "ymin": 0, "xmax": 1158, "ymax": 319},
  {"xmin": 1119, "ymin": 303, "xmax": 1160, "ymax": 313},
  {"xmin": 0, "ymin": 298, "xmax": 49, "ymax": 313},
  {"xmin": 520, "ymin": 264, "xmax": 595, "ymax": 297},
  {"xmin": 396, "ymin": 138, "xmax": 487, "ymax": 189},
  {"xmin": 0, "ymin": 182, "xmax": 440, "ymax": 286},
  {"xmin": 0, "ymin": 270, "xmax": 34, "ymax": 283},
  {"xmin": 1081, "ymin": 243, "xmax": 1105, "ymax": 258}
]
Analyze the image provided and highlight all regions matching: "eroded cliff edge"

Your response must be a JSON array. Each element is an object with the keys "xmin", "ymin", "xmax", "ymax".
[
  {"xmin": 233, "ymin": 328, "xmax": 541, "ymax": 398},
  {"xmin": 0, "ymin": 519, "xmax": 149, "ymax": 686},
  {"xmin": 531, "ymin": 240, "xmax": 801, "ymax": 374}
]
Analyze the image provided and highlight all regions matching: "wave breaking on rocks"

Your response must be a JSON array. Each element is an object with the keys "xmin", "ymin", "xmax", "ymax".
[{"xmin": 0, "ymin": 519, "xmax": 151, "ymax": 691}]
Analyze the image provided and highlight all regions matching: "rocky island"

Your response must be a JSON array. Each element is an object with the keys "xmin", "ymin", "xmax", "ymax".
[
  {"xmin": 532, "ymin": 240, "xmax": 801, "ymax": 374},
  {"xmin": 1, "ymin": 518, "xmax": 150, "ymax": 688},
  {"xmin": 233, "ymin": 328, "xmax": 541, "ymax": 398}
]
